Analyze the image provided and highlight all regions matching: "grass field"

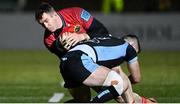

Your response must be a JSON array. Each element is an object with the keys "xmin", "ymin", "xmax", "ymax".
[{"xmin": 0, "ymin": 50, "xmax": 180, "ymax": 103}]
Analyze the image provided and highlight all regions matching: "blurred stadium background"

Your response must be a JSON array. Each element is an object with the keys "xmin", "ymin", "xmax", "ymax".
[{"xmin": 0, "ymin": 0, "xmax": 180, "ymax": 103}]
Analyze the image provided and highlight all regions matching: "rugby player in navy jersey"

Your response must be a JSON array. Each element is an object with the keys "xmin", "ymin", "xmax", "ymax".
[{"xmin": 60, "ymin": 34, "xmax": 156, "ymax": 103}]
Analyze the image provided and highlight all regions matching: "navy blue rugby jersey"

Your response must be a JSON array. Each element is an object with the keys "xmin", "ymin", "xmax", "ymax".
[{"xmin": 63, "ymin": 36, "xmax": 137, "ymax": 69}]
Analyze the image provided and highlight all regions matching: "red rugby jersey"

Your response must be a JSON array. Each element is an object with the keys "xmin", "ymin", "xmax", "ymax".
[
  {"xmin": 43, "ymin": 7, "xmax": 109, "ymax": 58},
  {"xmin": 44, "ymin": 7, "xmax": 93, "ymax": 47}
]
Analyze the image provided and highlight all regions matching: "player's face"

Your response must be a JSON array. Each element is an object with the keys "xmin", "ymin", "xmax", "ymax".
[{"xmin": 39, "ymin": 12, "xmax": 59, "ymax": 32}]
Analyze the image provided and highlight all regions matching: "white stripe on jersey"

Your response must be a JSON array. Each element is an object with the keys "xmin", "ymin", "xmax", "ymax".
[{"xmin": 69, "ymin": 44, "xmax": 97, "ymax": 62}]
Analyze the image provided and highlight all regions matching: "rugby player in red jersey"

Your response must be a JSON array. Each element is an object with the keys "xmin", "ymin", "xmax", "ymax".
[{"xmin": 35, "ymin": 2, "xmax": 110, "ymax": 58}]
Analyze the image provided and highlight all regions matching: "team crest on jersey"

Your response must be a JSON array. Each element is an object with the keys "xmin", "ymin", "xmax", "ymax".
[
  {"xmin": 74, "ymin": 25, "xmax": 80, "ymax": 32},
  {"xmin": 80, "ymin": 10, "xmax": 91, "ymax": 21}
]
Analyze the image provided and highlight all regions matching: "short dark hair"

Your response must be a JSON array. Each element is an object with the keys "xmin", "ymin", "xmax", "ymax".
[
  {"xmin": 122, "ymin": 34, "xmax": 141, "ymax": 53},
  {"xmin": 35, "ymin": 2, "xmax": 55, "ymax": 23}
]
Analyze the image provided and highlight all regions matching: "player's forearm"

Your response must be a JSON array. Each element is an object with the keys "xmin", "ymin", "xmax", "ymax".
[{"xmin": 128, "ymin": 61, "xmax": 141, "ymax": 84}]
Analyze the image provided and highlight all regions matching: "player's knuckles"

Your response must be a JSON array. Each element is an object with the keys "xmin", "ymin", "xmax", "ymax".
[
  {"xmin": 64, "ymin": 44, "xmax": 69, "ymax": 49},
  {"xmin": 72, "ymin": 42, "xmax": 77, "ymax": 46}
]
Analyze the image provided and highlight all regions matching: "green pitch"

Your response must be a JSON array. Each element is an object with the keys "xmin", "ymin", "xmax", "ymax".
[{"xmin": 0, "ymin": 50, "xmax": 180, "ymax": 103}]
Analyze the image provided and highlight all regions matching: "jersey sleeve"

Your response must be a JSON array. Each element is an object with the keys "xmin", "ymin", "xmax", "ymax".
[
  {"xmin": 125, "ymin": 44, "xmax": 138, "ymax": 64},
  {"xmin": 87, "ymin": 18, "xmax": 109, "ymax": 38},
  {"xmin": 72, "ymin": 7, "xmax": 93, "ymax": 30},
  {"xmin": 44, "ymin": 30, "xmax": 67, "ymax": 58},
  {"xmin": 72, "ymin": 7, "xmax": 109, "ymax": 38}
]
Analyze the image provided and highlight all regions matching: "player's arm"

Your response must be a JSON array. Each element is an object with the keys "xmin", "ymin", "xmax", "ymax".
[
  {"xmin": 127, "ymin": 60, "xmax": 141, "ymax": 84},
  {"xmin": 44, "ymin": 30, "xmax": 67, "ymax": 58},
  {"xmin": 125, "ymin": 45, "xmax": 141, "ymax": 84}
]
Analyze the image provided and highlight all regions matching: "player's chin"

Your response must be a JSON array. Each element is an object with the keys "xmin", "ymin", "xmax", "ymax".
[
  {"xmin": 48, "ymin": 28, "xmax": 56, "ymax": 32},
  {"xmin": 51, "ymin": 29, "xmax": 56, "ymax": 32}
]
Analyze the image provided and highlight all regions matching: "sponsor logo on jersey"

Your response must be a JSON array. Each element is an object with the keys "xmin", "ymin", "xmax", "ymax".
[
  {"xmin": 80, "ymin": 10, "xmax": 91, "ymax": 21},
  {"xmin": 74, "ymin": 25, "xmax": 80, "ymax": 32}
]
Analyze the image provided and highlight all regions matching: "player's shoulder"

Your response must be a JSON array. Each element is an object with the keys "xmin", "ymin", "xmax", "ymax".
[
  {"xmin": 126, "ymin": 43, "xmax": 137, "ymax": 56},
  {"xmin": 58, "ymin": 7, "xmax": 84, "ymax": 17}
]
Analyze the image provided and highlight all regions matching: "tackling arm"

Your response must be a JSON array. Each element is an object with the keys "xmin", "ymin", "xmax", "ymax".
[{"xmin": 127, "ymin": 60, "xmax": 141, "ymax": 84}]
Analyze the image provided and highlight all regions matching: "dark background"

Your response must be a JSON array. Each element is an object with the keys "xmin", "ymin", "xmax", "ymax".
[
  {"xmin": 0, "ymin": 0, "xmax": 180, "ymax": 50},
  {"xmin": 0, "ymin": 0, "xmax": 180, "ymax": 13}
]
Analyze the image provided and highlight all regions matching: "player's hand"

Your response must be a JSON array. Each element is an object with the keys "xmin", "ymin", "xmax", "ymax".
[
  {"xmin": 60, "ymin": 32, "xmax": 90, "ymax": 50},
  {"xmin": 59, "ymin": 32, "xmax": 71, "ymax": 49}
]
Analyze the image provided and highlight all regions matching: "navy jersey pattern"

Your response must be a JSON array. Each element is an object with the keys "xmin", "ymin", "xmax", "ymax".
[{"xmin": 60, "ymin": 37, "xmax": 137, "ymax": 88}]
